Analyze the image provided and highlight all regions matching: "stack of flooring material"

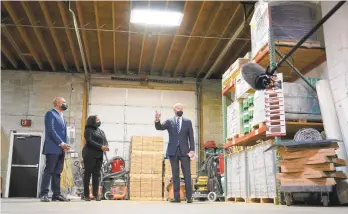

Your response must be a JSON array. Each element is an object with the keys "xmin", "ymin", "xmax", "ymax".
[
  {"xmin": 163, "ymin": 159, "xmax": 197, "ymax": 200},
  {"xmin": 129, "ymin": 136, "xmax": 164, "ymax": 201},
  {"xmin": 277, "ymin": 143, "xmax": 347, "ymax": 186}
]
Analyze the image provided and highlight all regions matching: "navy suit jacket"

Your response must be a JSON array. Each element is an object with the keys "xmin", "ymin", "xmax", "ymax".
[
  {"xmin": 155, "ymin": 117, "xmax": 195, "ymax": 157},
  {"xmin": 43, "ymin": 109, "xmax": 68, "ymax": 155}
]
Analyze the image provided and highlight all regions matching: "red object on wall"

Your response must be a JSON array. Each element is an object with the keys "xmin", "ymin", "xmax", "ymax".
[
  {"xmin": 218, "ymin": 154, "xmax": 224, "ymax": 175},
  {"xmin": 204, "ymin": 140, "xmax": 216, "ymax": 149},
  {"xmin": 111, "ymin": 159, "xmax": 124, "ymax": 173}
]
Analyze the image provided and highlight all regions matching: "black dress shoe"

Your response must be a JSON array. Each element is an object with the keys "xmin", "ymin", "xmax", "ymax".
[
  {"xmin": 187, "ymin": 199, "xmax": 193, "ymax": 203},
  {"xmin": 169, "ymin": 199, "xmax": 181, "ymax": 203},
  {"xmin": 84, "ymin": 196, "xmax": 91, "ymax": 201},
  {"xmin": 40, "ymin": 195, "xmax": 50, "ymax": 202},
  {"xmin": 52, "ymin": 195, "xmax": 70, "ymax": 202}
]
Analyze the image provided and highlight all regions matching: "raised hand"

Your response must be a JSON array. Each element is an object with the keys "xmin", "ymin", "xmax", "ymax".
[{"xmin": 155, "ymin": 110, "xmax": 161, "ymax": 121}]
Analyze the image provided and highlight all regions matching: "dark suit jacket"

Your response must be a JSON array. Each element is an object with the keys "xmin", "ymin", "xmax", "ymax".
[
  {"xmin": 43, "ymin": 109, "xmax": 68, "ymax": 155},
  {"xmin": 82, "ymin": 126, "xmax": 108, "ymax": 158},
  {"xmin": 155, "ymin": 117, "xmax": 195, "ymax": 157}
]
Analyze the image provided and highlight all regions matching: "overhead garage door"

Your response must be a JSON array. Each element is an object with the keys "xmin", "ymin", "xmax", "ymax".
[{"xmin": 88, "ymin": 86, "xmax": 198, "ymax": 169}]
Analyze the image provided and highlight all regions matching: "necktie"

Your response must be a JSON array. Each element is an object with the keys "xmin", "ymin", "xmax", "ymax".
[{"xmin": 176, "ymin": 118, "xmax": 180, "ymax": 133}]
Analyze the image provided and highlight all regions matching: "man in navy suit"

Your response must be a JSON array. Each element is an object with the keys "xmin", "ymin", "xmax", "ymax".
[
  {"xmin": 155, "ymin": 103, "xmax": 195, "ymax": 203},
  {"xmin": 40, "ymin": 97, "xmax": 70, "ymax": 202}
]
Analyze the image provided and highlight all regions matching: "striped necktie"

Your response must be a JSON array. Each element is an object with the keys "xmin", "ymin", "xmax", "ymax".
[{"xmin": 176, "ymin": 118, "xmax": 180, "ymax": 133}]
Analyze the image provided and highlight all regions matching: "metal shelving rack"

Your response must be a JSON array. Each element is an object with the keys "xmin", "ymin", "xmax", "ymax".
[{"xmin": 221, "ymin": 0, "xmax": 346, "ymax": 204}]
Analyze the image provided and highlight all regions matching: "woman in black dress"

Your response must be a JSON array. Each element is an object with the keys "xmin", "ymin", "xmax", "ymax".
[{"xmin": 82, "ymin": 115, "xmax": 109, "ymax": 201}]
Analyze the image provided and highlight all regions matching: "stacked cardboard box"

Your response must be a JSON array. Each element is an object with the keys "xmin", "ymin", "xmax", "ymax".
[
  {"xmin": 130, "ymin": 136, "xmax": 164, "ymax": 200},
  {"xmin": 163, "ymin": 159, "xmax": 197, "ymax": 200},
  {"xmin": 227, "ymin": 101, "xmax": 242, "ymax": 139},
  {"xmin": 277, "ymin": 144, "xmax": 347, "ymax": 187}
]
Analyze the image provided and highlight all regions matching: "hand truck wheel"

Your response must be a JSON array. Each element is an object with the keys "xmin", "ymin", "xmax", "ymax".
[{"xmin": 207, "ymin": 192, "xmax": 217, "ymax": 202}]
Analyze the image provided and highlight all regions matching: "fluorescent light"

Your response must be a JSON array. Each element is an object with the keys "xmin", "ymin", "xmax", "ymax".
[{"xmin": 130, "ymin": 9, "xmax": 183, "ymax": 27}]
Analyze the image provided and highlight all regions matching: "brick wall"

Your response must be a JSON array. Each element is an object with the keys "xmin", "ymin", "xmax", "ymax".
[
  {"xmin": 321, "ymin": 1, "xmax": 348, "ymax": 154},
  {"xmin": 201, "ymin": 80, "xmax": 223, "ymax": 147},
  {"xmin": 1, "ymin": 70, "xmax": 223, "ymax": 193},
  {"xmin": 1, "ymin": 70, "xmax": 85, "ymax": 193}
]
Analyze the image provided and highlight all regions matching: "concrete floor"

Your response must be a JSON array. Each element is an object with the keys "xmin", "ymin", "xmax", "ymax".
[{"xmin": 1, "ymin": 199, "xmax": 348, "ymax": 214}]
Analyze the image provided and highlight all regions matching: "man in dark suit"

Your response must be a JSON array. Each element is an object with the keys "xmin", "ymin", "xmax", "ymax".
[
  {"xmin": 155, "ymin": 103, "xmax": 195, "ymax": 203},
  {"xmin": 40, "ymin": 97, "xmax": 70, "ymax": 202}
]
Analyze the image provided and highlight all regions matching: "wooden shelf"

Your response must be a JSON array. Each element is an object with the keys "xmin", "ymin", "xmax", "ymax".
[
  {"xmin": 253, "ymin": 42, "xmax": 326, "ymax": 82},
  {"xmin": 224, "ymin": 121, "xmax": 324, "ymax": 148}
]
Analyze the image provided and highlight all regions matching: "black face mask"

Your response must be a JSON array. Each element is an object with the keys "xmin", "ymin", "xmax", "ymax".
[
  {"xmin": 61, "ymin": 103, "xmax": 68, "ymax": 111},
  {"xmin": 176, "ymin": 110, "xmax": 183, "ymax": 117},
  {"xmin": 96, "ymin": 121, "xmax": 101, "ymax": 127}
]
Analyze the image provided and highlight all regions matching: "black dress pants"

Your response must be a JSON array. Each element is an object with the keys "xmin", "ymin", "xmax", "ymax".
[
  {"xmin": 40, "ymin": 153, "xmax": 65, "ymax": 196},
  {"xmin": 83, "ymin": 156, "xmax": 103, "ymax": 197},
  {"xmin": 169, "ymin": 147, "xmax": 192, "ymax": 200}
]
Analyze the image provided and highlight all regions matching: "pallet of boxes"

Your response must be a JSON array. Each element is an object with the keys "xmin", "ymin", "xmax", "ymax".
[
  {"xmin": 276, "ymin": 141, "xmax": 347, "ymax": 206},
  {"xmin": 129, "ymin": 136, "xmax": 164, "ymax": 201},
  {"xmin": 164, "ymin": 159, "xmax": 197, "ymax": 201}
]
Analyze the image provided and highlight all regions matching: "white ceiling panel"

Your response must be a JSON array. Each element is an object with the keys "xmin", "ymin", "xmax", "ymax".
[
  {"xmin": 101, "ymin": 123, "xmax": 125, "ymax": 142},
  {"xmin": 161, "ymin": 90, "xmax": 196, "ymax": 108},
  {"xmin": 90, "ymin": 87, "xmax": 127, "ymax": 105},
  {"xmin": 127, "ymin": 88, "xmax": 162, "ymax": 107},
  {"xmin": 126, "ymin": 106, "xmax": 158, "ymax": 125},
  {"xmin": 88, "ymin": 105, "xmax": 125, "ymax": 124}
]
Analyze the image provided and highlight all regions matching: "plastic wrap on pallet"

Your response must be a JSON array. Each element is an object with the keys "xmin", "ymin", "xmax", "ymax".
[
  {"xmin": 250, "ymin": 1, "xmax": 321, "ymax": 58},
  {"xmin": 226, "ymin": 156, "xmax": 233, "ymax": 198},
  {"xmin": 252, "ymin": 82, "xmax": 322, "ymax": 126},
  {"xmin": 228, "ymin": 151, "xmax": 247, "ymax": 198},
  {"xmin": 227, "ymin": 101, "xmax": 241, "ymax": 139},
  {"xmin": 247, "ymin": 141, "xmax": 276, "ymax": 198}
]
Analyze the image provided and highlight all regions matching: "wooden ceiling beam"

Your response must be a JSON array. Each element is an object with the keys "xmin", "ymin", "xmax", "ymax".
[
  {"xmin": 173, "ymin": 2, "xmax": 206, "ymax": 77},
  {"xmin": 39, "ymin": 2, "xmax": 68, "ymax": 71},
  {"xmin": 196, "ymin": 4, "xmax": 242, "ymax": 78},
  {"xmin": 126, "ymin": 1, "xmax": 132, "ymax": 73},
  {"xmin": 112, "ymin": 1, "xmax": 117, "ymax": 74},
  {"xmin": 161, "ymin": 1, "xmax": 189, "ymax": 76},
  {"xmin": 149, "ymin": 0, "xmax": 170, "ymax": 75},
  {"xmin": 76, "ymin": 1, "xmax": 93, "ymax": 72},
  {"xmin": 184, "ymin": 2, "xmax": 223, "ymax": 77},
  {"xmin": 1, "ymin": 25, "xmax": 31, "ymax": 70},
  {"xmin": 58, "ymin": 2, "xmax": 81, "ymax": 72},
  {"xmin": 3, "ymin": 1, "xmax": 43, "ymax": 70},
  {"xmin": 1, "ymin": 44, "xmax": 18, "ymax": 69},
  {"xmin": 94, "ymin": 1, "xmax": 105, "ymax": 73},
  {"xmin": 137, "ymin": 1, "xmax": 151, "ymax": 75},
  {"xmin": 21, "ymin": 1, "xmax": 56, "ymax": 71}
]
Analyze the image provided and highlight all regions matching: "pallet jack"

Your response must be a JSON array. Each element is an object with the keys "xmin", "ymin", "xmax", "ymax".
[{"xmin": 192, "ymin": 141, "xmax": 224, "ymax": 202}]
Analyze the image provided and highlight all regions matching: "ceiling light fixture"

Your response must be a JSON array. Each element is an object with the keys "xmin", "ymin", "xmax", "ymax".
[{"xmin": 130, "ymin": 9, "xmax": 183, "ymax": 27}]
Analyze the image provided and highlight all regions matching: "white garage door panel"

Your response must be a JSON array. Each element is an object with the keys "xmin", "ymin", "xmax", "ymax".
[
  {"xmin": 89, "ymin": 87, "xmax": 199, "ymax": 168},
  {"xmin": 105, "ymin": 141, "xmax": 124, "ymax": 160},
  {"xmin": 161, "ymin": 91, "xmax": 196, "ymax": 108},
  {"xmin": 126, "ymin": 106, "xmax": 158, "ymax": 124},
  {"xmin": 161, "ymin": 107, "xmax": 198, "ymax": 128},
  {"xmin": 89, "ymin": 105, "xmax": 125, "ymax": 124},
  {"xmin": 126, "ymin": 124, "xmax": 166, "ymax": 141},
  {"xmin": 90, "ymin": 87, "xmax": 127, "ymax": 105},
  {"xmin": 101, "ymin": 124, "xmax": 124, "ymax": 142},
  {"xmin": 127, "ymin": 89, "xmax": 162, "ymax": 107}
]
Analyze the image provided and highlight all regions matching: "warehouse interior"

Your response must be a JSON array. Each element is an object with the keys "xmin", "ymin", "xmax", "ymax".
[{"xmin": 1, "ymin": 0, "xmax": 348, "ymax": 212}]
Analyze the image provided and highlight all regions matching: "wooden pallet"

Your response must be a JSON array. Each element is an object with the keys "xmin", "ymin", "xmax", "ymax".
[
  {"xmin": 252, "ymin": 122, "xmax": 266, "ymax": 130},
  {"xmin": 130, "ymin": 197, "xmax": 164, "ymax": 201},
  {"xmin": 247, "ymin": 197, "xmax": 275, "ymax": 203},
  {"xmin": 228, "ymin": 197, "xmax": 246, "ymax": 202}
]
